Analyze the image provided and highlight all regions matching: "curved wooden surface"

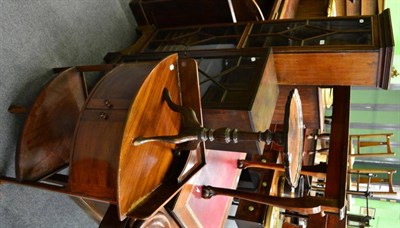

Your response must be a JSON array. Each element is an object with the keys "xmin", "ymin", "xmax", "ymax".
[
  {"xmin": 17, "ymin": 68, "xmax": 85, "ymax": 181},
  {"xmin": 126, "ymin": 58, "xmax": 206, "ymax": 220},
  {"xmin": 118, "ymin": 54, "xmax": 181, "ymax": 220},
  {"xmin": 283, "ymin": 89, "xmax": 303, "ymax": 188},
  {"xmin": 69, "ymin": 61, "xmax": 159, "ymax": 202},
  {"xmin": 68, "ymin": 54, "xmax": 191, "ymax": 221}
]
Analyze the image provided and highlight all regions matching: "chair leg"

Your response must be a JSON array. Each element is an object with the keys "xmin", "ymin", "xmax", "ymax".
[
  {"xmin": 238, "ymin": 160, "xmax": 327, "ymax": 179},
  {"xmin": 201, "ymin": 185, "xmax": 322, "ymax": 215},
  {"xmin": 0, "ymin": 176, "xmax": 67, "ymax": 193},
  {"xmin": 0, "ymin": 176, "xmax": 117, "ymax": 203}
]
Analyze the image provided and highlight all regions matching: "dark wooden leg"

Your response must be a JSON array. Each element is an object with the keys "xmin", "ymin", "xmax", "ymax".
[
  {"xmin": 0, "ymin": 176, "xmax": 117, "ymax": 204},
  {"xmin": 99, "ymin": 204, "xmax": 130, "ymax": 228},
  {"xmin": 202, "ymin": 185, "xmax": 322, "ymax": 215},
  {"xmin": 238, "ymin": 160, "xmax": 327, "ymax": 178}
]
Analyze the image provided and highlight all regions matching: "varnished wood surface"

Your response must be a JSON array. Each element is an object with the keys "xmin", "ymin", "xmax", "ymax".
[
  {"xmin": 118, "ymin": 54, "xmax": 181, "ymax": 220},
  {"xmin": 274, "ymin": 52, "xmax": 378, "ymax": 86},
  {"xmin": 324, "ymin": 87, "xmax": 350, "ymax": 214},
  {"xmin": 127, "ymin": 58, "xmax": 206, "ymax": 219},
  {"xmin": 17, "ymin": 67, "xmax": 85, "ymax": 181},
  {"xmin": 272, "ymin": 85, "xmax": 321, "ymax": 129},
  {"xmin": 295, "ymin": 0, "xmax": 328, "ymax": 18},
  {"xmin": 276, "ymin": 0, "xmax": 299, "ymax": 19},
  {"xmin": 283, "ymin": 89, "xmax": 303, "ymax": 188},
  {"xmin": 69, "ymin": 54, "xmax": 195, "ymax": 220},
  {"xmin": 250, "ymin": 51, "xmax": 279, "ymax": 138},
  {"xmin": 306, "ymin": 86, "xmax": 351, "ymax": 227},
  {"xmin": 178, "ymin": 58, "xmax": 203, "ymax": 125},
  {"xmin": 69, "ymin": 61, "xmax": 161, "ymax": 202}
]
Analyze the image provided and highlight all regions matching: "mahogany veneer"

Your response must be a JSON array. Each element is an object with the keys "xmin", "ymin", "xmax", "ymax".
[{"xmin": 16, "ymin": 68, "xmax": 86, "ymax": 181}]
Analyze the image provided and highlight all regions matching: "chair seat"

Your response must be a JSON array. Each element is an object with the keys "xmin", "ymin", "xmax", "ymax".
[{"xmin": 16, "ymin": 68, "xmax": 85, "ymax": 181}]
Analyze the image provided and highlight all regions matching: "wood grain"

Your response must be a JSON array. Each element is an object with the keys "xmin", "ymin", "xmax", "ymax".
[
  {"xmin": 274, "ymin": 52, "xmax": 378, "ymax": 86},
  {"xmin": 17, "ymin": 67, "xmax": 85, "ymax": 181},
  {"xmin": 118, "ymin": 54, "xmax": 181, "ymax": 220}
]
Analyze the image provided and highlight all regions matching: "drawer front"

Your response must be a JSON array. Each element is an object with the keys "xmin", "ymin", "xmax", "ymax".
[
  {"xmin": 86, "ymin": 63, "xmax": 154, "ymax": 109},
  {"xmin": 69, "ymin": 109, "xmax": 127, "ymax": 201}
]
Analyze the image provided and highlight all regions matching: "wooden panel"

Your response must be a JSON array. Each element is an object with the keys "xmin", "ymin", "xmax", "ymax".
[
  {"xmin": 274, "ymin": 52, "xmax": 378, "ymax": 86},
  {"xmin": 17, "ymin": 68, "xmax": 85, "ymax": 181},
  {"xmin": 279, "ymin": 0, "xmax": 300, "ymax": 19},
  {"xmin": 251, "ymin": 52, "xmax": 279, "ymax": 134},
  {"xmin": 346, "ymin": 0, "xmax": 361, "ymax": 16},
  {"xmin": 307, "ymin": 213, "xmax": 327, "ymax": 228},
  {"xmin": 86, "ymin": 62, "xmax": 155, "ymax": 109},
  {"xmin": 69, "ymin": 109, "xmax": 127, "ymax": 201},
  {"xmin": 327, "ymin": 214, "xmax": 346, "ymax": 228},
  {"xmin": 125, "ymin": 56, "xmax": 206, "ymax": 220},
  {"xmin": 361, "ymin": 0, "xmax": 378, "ymax": 15},
  {"xmin": 325, "ymin": 86, "xmax": 350, "ymax": 217},
  {"xmin": 272, "ymin": 86, "xmax": 321, "ymax": 129},
  {"xmin": 295, "ymin": 0, "xmax": 328, "ymax": 18},
  {"xmin": 333, "ymin": 0, "xmax": 346, "ymax": 16}
]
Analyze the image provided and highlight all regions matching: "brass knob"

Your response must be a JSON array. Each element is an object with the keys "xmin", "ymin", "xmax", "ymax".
[
  {"xmin": 262, "ymin": 182, "xmax": 268, "ymax": 187},
  {"xmin": 99, "ymin": 112, "xmax": 109, "ymax": 120},
  {"xmin": 104, "ymin": 99, "xmax": 113, "ymax": 108},
  {"xmin": 261, "ymin": 158, "xmax": 267, "ymax": 163},
  {"xmin": 248, "ymin": 206, "xmax": 255, "ymax": 212}
]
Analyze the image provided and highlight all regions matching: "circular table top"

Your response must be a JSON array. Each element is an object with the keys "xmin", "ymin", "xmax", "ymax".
[{"xmin": 282, "ymin": 89, "xmax": 304, "ymax": 188}]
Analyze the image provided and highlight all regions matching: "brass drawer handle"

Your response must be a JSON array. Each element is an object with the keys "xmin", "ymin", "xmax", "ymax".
[
  {"xmin": 99, "ymin": 112, "xmax": 109, "ymax": 120},
  {"xmin": 104, "ymin": 99, "xmax": 113, "ymax": 108},
  {"xmin": 248, "ymin": 206, "xmax": 255, "ymax": 212}
]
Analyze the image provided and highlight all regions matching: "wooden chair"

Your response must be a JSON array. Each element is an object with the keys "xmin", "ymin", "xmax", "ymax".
[
  {"xmin": 305, "ymin": 151, "xmax": 397, "ymax": 196},
  {"xmin": 283, "ymin": 132, "xmax": 395, "ymax": 158},
  {"xmin": 349, "ymin": 133, "xmax": 395, "ymax": 157},
  {"xmin": 348, "ymin": 169, "xmax": 397, "ymax": 195}
]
